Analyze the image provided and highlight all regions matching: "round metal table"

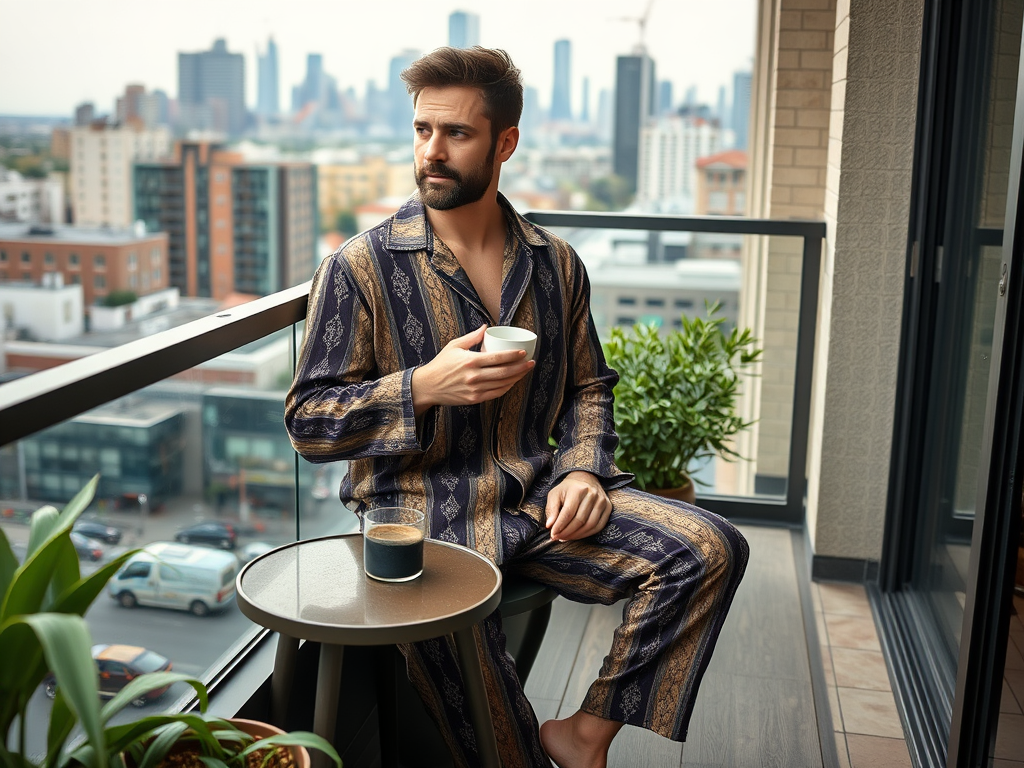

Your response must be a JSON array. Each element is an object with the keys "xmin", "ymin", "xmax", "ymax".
[{"xmin": 236, "ymin": 533, "xmax": 503, "ymax": 768}]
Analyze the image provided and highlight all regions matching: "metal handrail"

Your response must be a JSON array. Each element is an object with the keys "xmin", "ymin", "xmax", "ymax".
[{"xmin": 0, "ymin": 211, "xmax": 826, "ymax": 525}]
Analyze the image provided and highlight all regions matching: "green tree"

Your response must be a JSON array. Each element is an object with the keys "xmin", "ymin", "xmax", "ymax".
[
  {"xmin": 586, "ymin": 174, "xmax": 634, "ymax": 212},
  {"xmin": 103, "ymin": 290, "xmax": 137, "ymax": 307},
  {"xmin": 334, "ymin": 209, "xmax": 358, "ymax": 236}
]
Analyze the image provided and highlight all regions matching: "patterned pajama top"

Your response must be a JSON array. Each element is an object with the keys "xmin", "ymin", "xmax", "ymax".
[{"xmin": 285, "ymin": 193, "xmax": 633, "ymax": 564}]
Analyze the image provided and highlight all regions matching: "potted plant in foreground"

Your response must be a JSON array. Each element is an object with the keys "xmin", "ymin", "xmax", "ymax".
[
  {"xmin": 603, "ymin": 302, "xmax": 762, "ymax": 503},
  {"xmin": 0, "ymin": 475, "xmax": 341, "ymax": 768}
]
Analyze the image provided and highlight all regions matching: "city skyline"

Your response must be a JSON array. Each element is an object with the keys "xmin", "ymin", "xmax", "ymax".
[{"xmin": 1, "ymin": 0, "xmax": 756, "ymax": 118}]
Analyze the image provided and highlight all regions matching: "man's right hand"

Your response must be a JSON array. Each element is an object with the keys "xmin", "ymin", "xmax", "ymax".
[{"xmin": 411, "ymin": 325, "xmax": 535, "ymax": 417}]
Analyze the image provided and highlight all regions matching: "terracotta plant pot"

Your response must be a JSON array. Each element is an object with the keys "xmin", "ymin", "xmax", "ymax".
[
  {"xmin": 649, "ymin": 477, "xmax": 697, "ymax": 505},
  {"xmin": 135, "ymin": 718, "xmax": 311, "ymax": 768}
]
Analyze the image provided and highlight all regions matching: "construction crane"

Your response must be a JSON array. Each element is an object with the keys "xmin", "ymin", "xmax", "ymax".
[{"xmin": 612, "ymin": 0, "xmax": 656, "ymax": 53}]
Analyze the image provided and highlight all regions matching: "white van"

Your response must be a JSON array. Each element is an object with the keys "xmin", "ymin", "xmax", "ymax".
[{"xmin": 109, "ymin": 542, "xmax": 238, "ymax": 617}]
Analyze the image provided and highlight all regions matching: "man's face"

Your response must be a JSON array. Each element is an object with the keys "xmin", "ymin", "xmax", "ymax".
[{"xmin": 413, "ymin": 86, "xmax": 498, "ymax": 211}]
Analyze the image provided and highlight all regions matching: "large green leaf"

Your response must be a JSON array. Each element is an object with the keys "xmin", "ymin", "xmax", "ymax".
[
  {"xmin": 45, "ymin": 689, "xmax": 75, "ymax": 768},
  {"xmin": 0, "ymin": 621, "xmax": 42, "ymax": 733},
  {"xmin": 51, "ymin": 551, "xmax": 138, "ymax": 616},
  {"xmin": 0, "ymin": 530, "xmax": 19, "ymax": 608},
  {"xmin": 100, "ymin": 672, "xmax": 207, "ymax": 724},
  {"xmin": 2, "ymin": 477, "xmax": 98, "ymax": 621},
  {"xmin": 55, "ymin": 476, "xmax": 100, "ymax": 529},
  {"xmin": 44, "ymin": 536, "xmax": 81, "ymax": 613},
  {"xmin": 134, "ymin": 721, "xmax": 190, "ymax": 768},
  {"xmin": 19, "ymin": 613, "xmax": 106, "ymax": 768},
  {"xmin": 25, "ymin": 506, "xmax": 60, "ymax": 559}
]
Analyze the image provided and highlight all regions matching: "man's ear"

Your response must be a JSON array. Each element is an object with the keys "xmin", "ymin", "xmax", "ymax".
[{"xmin": 496, "ymin": 125, "xmax": 519, "ymax": 163}]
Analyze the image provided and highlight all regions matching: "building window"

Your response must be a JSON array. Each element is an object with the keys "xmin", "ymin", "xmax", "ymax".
[
  {"xmin": 645, "ymin": 297, "xmax": 666, "ymax": 307},
  {"xmin": 618, "ymin": 296, "xmax": 637, "ymax": 306},
  {"xmin": 69, "ymin": 253, "xmax": 79, "ymax": 266},
  {"xmin": 151, "ymin": 248, "xmax": 160, "ymax": 263},
  {"xmin": 44, "ymin": 252, "xmax": 54, "ymax": 265},
  {"xmin": 615, "ymin": 316, "xmax": 637, "ymax": 326},
  {"xmin": 129, "ymin": 274, "xmax": 137, "ymax": 289},
  {"xmin": 0, "ymin": 250, "xmax": 6, "ymax": 262},
  {"xmin": 94, "ymin": 275, "xmax": 106, "ymax": 289},
  {"xmin": 94, "ymin": 254, "xmax": 105, "ymax": 268},
  {"xmin": 70, "ymin": 274, "xmax": 80, "ymax": 284},
  {"xmin": 128, "ymin": 251, "xmax": 137, "ymax": 269},
  {"xmin": 152, "ymin": 268, "xmax": 161, "ymax": 282},
  {"xmin": 674, "ymin": 298, "xmax": 694, "ymax": 309},
  {"xmin": 22, "ymin": 272, "xmax": 31, "ymax": 281},
  {"xmin": 21, "ymin": 252, "xmax": 31, "ymax": 264}
]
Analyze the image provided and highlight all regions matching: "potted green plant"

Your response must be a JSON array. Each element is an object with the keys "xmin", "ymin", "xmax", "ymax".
[
  {"xmin": 603, "ymin": 302, "xmax": 762, "ymax": 502},
  {"xmin": 0, "ymin": 475, "xmax": 341, "ymax": 768}
]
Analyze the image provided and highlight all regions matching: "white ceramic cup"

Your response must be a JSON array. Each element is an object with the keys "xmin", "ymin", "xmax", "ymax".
[{"xmin": 481, "ymin": 326, "xmax": 537, "ymax": 362}]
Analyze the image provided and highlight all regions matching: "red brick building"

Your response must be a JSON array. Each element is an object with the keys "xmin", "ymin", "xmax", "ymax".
[{"xmin": 0, "ymin": 222, "xmax": 169, "ymax": 307}]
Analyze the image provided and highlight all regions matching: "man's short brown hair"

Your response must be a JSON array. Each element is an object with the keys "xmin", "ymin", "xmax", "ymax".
[{"xmin": 401, "ymin": 46, "xmax": 523, "ymax": 142}]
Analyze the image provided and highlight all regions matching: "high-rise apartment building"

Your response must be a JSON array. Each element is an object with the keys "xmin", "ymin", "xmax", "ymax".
[
  {"xmin": 551, "ymin": 40, "xmax": 573, "ymax": 122},
  {"xmin": 178, "ymin": 39, "xmax": 246, "ymax": 136},
  {"xmin": 115, "ymin": 84, "xmax": 146, "ymax": 125},
  {"xmin": 70, "ymin": 122, "xmax": 171, "ymax": 227},
  {"xmin": 74, "ymin": 103, "xmax": 95, "ymax": 127},
  {"xmin": 731, "ymin": 70, "xmax": 752, "ymax": 149},
  {"xmin": 133, "ymin": 142, "xmax": 318, "ymax": 300},
  {"xmin": 388, "ymin": 49, "xmax": 420, "ymax": 138},
  {"xmin": 138, "ymin": 90, "xmax": 170, "ymax": 128},
  {"xmin": 636, "ymin": 115, "xmax": 722, "ymax": 206},
  {"xmin": 613, "ymin": 52, "xmax": 656, "ymax": 191},
  {"xmin": 257, "ymin": 37, "xmax": 280, "ymax": 118},
  {"xmin": 448, "ymin": 11, "xmax": 480, "ymax": 48}
]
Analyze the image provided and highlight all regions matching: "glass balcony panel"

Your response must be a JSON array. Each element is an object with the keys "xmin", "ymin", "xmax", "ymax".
[
  {"xmin": 543, "ymin": 225, "xmax": 803, "ymax": 500},
  {"xmin": 0, "ymin": 327, "xmax": 307, "ymax": 753}
]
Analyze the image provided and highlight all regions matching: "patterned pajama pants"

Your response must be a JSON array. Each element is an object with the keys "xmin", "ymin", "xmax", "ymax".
[{"xmin": 398, "ymin": 486, "xmax": 749, "ymax": 768}]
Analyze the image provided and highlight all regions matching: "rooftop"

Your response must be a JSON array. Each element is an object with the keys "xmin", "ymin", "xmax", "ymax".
[{"xmin": 0, "ymin": 221, "xmax": 163, "ymax": 245}]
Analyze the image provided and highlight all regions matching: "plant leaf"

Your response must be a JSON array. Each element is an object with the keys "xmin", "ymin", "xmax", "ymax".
[
  {"xmin": 20, "ymin": 613, "xmax": 106, "ymax": 768},
  {"xmin": 51, "ymin": 550, "xmax": 140, "ymax": 616},
  {"xmin": 45, "ymin": 688, "xmax": 76, "ymax": 768},
  {"xmin": 243, "ymin": 732, "xmax": 342, "ymax": 768},
  {"xmin": 0, "ymin": 530, "xmax": 19, "ymax": 610},
  {"xmin": 135, "ymin": 721, "xmax": 190, "ymax": 768},
  {"xmin": 100, "ymin": 672, "xmax": 207, "ymax": 724}
]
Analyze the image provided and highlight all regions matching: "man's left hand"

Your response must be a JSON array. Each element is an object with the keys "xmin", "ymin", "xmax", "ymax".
[{"xmin": 545, "ymin": 471, "xmax": 612, "ymax": 542}]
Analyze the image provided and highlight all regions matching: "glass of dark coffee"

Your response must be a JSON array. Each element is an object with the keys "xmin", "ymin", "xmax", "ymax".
[{"xmin": 363, "ymin": 507, "xmax": 426, "ymax": 582}]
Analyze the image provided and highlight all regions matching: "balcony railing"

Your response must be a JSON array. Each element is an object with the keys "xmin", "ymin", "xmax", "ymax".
[{"xmin": 0, "ymin": 211, "xmax": 825, "ymax": 525}]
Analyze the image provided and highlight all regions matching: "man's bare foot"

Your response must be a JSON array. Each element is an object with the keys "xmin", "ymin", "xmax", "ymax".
[{"xmin": 539, "ymin": 711, "xmax": 623, "ymax": 768}]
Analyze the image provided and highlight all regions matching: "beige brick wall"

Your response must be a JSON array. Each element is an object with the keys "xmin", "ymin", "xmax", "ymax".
[
  {"xmin": 807, "ymin": 0, "xmax": 923, "ymax": 559},
  {"xmin": 750, "ymin": 0, "xmax": 837, "ymax": 486}
]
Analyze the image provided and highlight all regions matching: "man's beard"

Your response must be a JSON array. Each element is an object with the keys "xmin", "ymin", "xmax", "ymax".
[{"xmin": 415, "ymin": 145, "xmax": 496, "ymax": 211}]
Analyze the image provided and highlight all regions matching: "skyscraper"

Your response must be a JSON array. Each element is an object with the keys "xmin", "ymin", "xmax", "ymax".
[
  {"xmin": 732, "ymin": 71, "xmax": 752, "ymax": 149},
  {"xmin": 658, "ymin": 81, "xmax": 674, "ymax": 116},
  {"xmin": 389, "ymin": 49, "xmax": 420, "ymax": 137},
  {"xmin": 448, "ymin": 11, "xmax": 480, "ymax": 48},
  {"xmin": 550, "ymin": 39, "xmax": 572, "ymax": 122},
  {"xmin": 257, "ymin": 37, "xmax": 280, "ymax": 118},
  {"xmin": 580, "ymin": 77, "xmax": 591, "ymax": 124},
  {"xmin": 295, "ymin": 54, "xmax": 325, "ymax": 111},
  {"xmin": 717, "ymin": 85, "xmax": 729, "ymax": 129},
  {"xmin": 613, "ymin": 52, "xmax": 656, "ymax": 191},
  {"xmin": 178, "ymin": 39, "xmax": 246, "ymax": 136}
]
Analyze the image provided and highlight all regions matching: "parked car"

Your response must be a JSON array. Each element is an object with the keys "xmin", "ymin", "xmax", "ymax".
[
  {"xmin": 109, "ymin": 542, "xmax": 238, "ymax": 616},
  {"xmin": 44, "ymin": 644, "xmax": 173, "ymax": 707},
  {"xmin": 72, "ymin": 519, "xmax": 122, "ymax": 544},
  {"xmin": 174, "ymin": 521, "xmax": 236, "ymax": 550},
  {"xmin": 70, "ymin": 531, "xmax": 104, "ymax": 561}
]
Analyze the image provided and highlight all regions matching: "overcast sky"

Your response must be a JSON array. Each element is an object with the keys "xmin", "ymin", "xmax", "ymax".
[{"xmin": 0, "ymin": 0, "xmax": 757, "ymax": 117}]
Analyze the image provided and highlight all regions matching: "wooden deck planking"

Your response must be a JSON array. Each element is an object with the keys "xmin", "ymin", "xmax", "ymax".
[{"xmin": 525, "ymin": 524, "xmax": 824, "ymax": 768}]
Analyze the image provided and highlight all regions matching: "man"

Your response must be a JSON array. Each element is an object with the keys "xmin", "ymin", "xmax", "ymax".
[{"xmin": 286, "ymin": 47, "xmax": 748, "ymax": 768}]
